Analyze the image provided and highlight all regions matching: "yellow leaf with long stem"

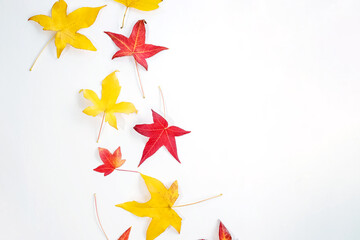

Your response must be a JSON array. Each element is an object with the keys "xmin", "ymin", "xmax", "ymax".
[
  {"xmin": 80, "ymin": 71, "xmax": 137, "ymax": 142},
  {"xmin": 28, "ymin": 0, "xmax": 105, "ymax": 70},
  {"xmin": 117, "ymin": 174, "xmax": 222, "ymax": 240}
]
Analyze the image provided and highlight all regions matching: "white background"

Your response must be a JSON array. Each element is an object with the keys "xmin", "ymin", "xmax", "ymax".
[{"xmin": 1, "ymin": 0, "xmax": 360, "ymax": 239}]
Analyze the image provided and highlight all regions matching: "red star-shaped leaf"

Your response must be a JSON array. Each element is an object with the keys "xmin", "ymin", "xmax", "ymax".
[
  {"xmin": 118, "ymin": 227, "xmax": 131, "ymax": 240},
  {"xmin": 219, "ymin": 221, "xmax": 232, "ymax": 240},
  {"xmin": 134, "ymin": 110, "xmax": 190, "ymax": 167},
  {"xmin": 94, "ymin": 147, "xmax": 126, "ymax": 176},
  {"xmin": 105, "ymin": 19, "xmax": 168, "ymax": 70}
]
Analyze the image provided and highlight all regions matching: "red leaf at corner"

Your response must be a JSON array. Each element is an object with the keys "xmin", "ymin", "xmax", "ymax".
[
  {"xmin": 219, "ymin": 221, "xmax": 232, "ymax": 240},
  {"xmin": 118, "ymin": 227, "xmax": 131, "ymax": 240}
]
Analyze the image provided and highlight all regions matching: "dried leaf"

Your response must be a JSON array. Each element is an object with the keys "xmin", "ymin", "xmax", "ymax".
[
  {"xmin": 114, "ymin": 0, "xmax": 162, "ymax": 11},
  {"xmin": 80, "ymin": 71, "xmax": 137, "ymax": 137},
  {"xmin": 29, "ymin": 0, "xmax": 104, "ymax": 58},
  {"xmin": 219, "ymin": 221, "xmax": 232, "ymax": 240},
  {"xmin": 105, "ymin": 20, "xmax": 168, "ymax": 70},
  {"xmin": 113, "ymin": 0, "xmax": 163, "ymax": 28},
  {"xmin": 94, "ymin": 147, "xmax": 126, "ymax": 176},
  {"xmin": 200, "ymin": 221, "xmax": 233, "ymax": 240},
  {"xmin": 134, "ymin": 110, "xmax": 190, "ymax": 167},
  {"xmin": 116, "ymin": 174, "xmax": 181, "ymax": 240},
  {"xmin": 118, "ymin": 227, "xmax": 131, "ymax": 240}
]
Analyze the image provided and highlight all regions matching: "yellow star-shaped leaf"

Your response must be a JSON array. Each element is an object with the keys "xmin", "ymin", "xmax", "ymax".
[
  {"xmin": 116, "ymin": 174, "xmax": 182, "ymax": 240},
  {"xmin": 29, "ymin": 0, "xmax": 105, "ymax": 58},
  {"xmin": 80, "ymin": 71, "xmax": 137, "ymax": 130}
]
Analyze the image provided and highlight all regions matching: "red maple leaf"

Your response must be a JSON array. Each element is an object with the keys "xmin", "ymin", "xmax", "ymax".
[
  {"xmin": 134, "ymin": 110, "xmax": 190, "ymax": 167},
  {"xmin": 118, "ymin": 227, "xmax": 131, "ymax": 240},
  {"xmin": 219, "ymin": 221, "xmax": 232, "ymax": 240},
  {"xmin": 105, "ymin": 19, "xmax": 168, "ymax": 70},
  {"xmin": 94, "ymin": 147, "xmax": 126, "ymax": 176}
]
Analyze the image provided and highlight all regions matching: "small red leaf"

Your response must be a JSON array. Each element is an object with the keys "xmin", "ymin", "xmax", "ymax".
[
  {"xmin": 134, "ymin": 110, "xmax": 190, "ymax": 167},
  {"xmin": 118, "ymin": 227, "xmax": 131, "ymax": 240},
  {"xmin": 94, "ymin": 147, "xmax": 126, "ymax": 176}
]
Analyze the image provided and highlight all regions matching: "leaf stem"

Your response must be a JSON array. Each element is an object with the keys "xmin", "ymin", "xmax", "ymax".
[
  {"xmin": 94, "ymin": 194, "xmax": 109, "ymax": 240},
  {"xmin": 159, "ymin": 86, "xmax": 166, "ymax": 118},
  {"xmin": 134, "ymin": 58, "xmax": 145, "ymax": 98},
  {"xmin": 96, "ymin": 113, "xmax": 105, "ymax": 143},
  {"xmin": 30, "ymin": 35, "xmax": 55, "ymax": 71},
  {"xmin": 173, "ymin": 194, "xmax": 223, "ymax": 208},
  {"xmin": 121, "ymin": 7, "xmax": 129, "ymax": 29},
  {"xmin": 115, "ymin": 168, "xmax": 140, "ymax": 174}
]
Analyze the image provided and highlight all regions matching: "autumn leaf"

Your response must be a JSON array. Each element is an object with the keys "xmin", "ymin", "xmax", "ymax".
[
  {"xmin": 94, "ymin": 147, "xmax": 126, "ymax": 176},
  {"xmin": 118, "ymin": 227, "xmax": 131, "ymax": 240},
  {"xmin": 200, "ymin": 221, "xmax": 232, "ymax": 240},
  {"xmin": 219, "ymin": 221, "xmax": 232, "ymax": 240},
  {"xmin": 105, "ymin": 20, "xmax": 167, "ymax": 71},
  {"xmin": 28, "ymin": 0, "xmax": 104, "ymax": 70},
  {"xmin": 116, "ymin": 174, "xmax": 182, "ymax": 240},
  {"xmin": 134, "ymin": 110, "xmax": 190, "ymax": 167},
  {"xmin": 112, "ymin": 0, "xmax": 163, "ymax": 28},
  {"xmin": 117, "ymin": 175, "xmax": 222, "ymax": 240},
  {"xmin": 80, "ymin": 71, "xmax": 137, "ymax": 142},
  {"xmin": 105, "ymin": 20, "xmax": 168, "ymax": 98}
]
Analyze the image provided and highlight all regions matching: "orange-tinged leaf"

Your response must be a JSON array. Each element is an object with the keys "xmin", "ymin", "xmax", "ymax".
[
  {"xmin": 80, "ymin": 71, "xmax": 137, "ymax": 131},
  {"xmin": 118, "ymin": 227, "xmax": 131, "ymax": 240},
  {"xmin": 116, "ymin": 174, "xmax": 181, "ymax": 240},
  {"xmin": 29, "ymin": 0, "xmax": 105, "ymax": 58},
  {"xmin": 94, "ymin": 147, "xmax": 126, "ymax": 176}
]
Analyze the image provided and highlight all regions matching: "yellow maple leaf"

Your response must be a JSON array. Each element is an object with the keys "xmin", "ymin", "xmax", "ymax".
[
  {"xmin": 80, "ymin": 71, "xmax": 137, "ymax": 141},
  {"xmin": 29, "ymin": 0, "xmax": 105, "ymax": 61},
  {"xmin": 113, "ymin": 0, "xmax": 163, "ymax": 28},
  {"xmin": 116, "ymin": 174, "xmax": 182, "ymax": 240}
]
